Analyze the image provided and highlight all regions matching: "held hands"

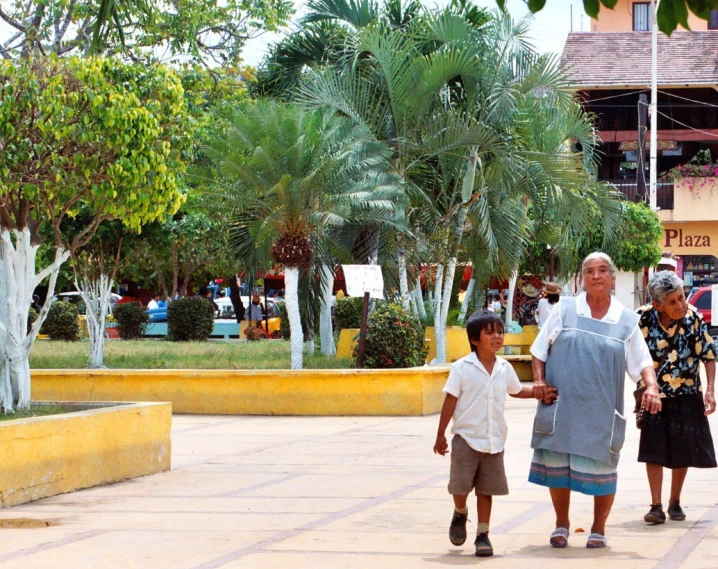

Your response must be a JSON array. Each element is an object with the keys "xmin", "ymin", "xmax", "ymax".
[
  {"xmin": 641, "ymin": 386, "xmax": 662, "ymax": 414},
  {"xmin": 433, "ymin": 434, "xmax": 449, "ymax": 456},
  {"xmin": 705, "ymin": 391, "xmax": 716, "ymax": 416},
  {"xmin": 532, "ymin": 382, "xmax": 558, "ymax": 405}
]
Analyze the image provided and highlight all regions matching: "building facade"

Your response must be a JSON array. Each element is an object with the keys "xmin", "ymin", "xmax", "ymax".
[{"xmin": 562, "ymin": 0, "xmax": 718, "ymax": 294}]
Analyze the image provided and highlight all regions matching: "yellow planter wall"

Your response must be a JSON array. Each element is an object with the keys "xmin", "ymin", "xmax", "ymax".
[
  {"xmin": 338, "ymin": 325, "xmax": 539, "ymax": 363},
  {"xmin": 0, "ymin": 402, "xmax": 171, "ymax": 508},
  {"xmin": 32, "ymin": 368, "xmax": 450, "ymax": 416}
]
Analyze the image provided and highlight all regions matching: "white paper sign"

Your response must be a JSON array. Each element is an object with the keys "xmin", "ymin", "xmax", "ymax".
[{"xmin": 342, "ymin": 265, "xmax": 384, "ymax": 299}]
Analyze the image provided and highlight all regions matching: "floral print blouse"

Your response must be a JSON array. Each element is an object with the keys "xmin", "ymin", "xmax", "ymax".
[{"xmin": 637, "ymin": 304, "xmax": 717, "ymax": 397}]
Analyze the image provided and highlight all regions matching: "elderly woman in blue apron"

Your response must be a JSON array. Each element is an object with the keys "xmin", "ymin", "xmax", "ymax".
[{"xmin": 530, "ymin": 252, "xmax": 662, "ymax": 549}]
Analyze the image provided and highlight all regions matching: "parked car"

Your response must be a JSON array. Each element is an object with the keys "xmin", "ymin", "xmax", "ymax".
[
  {"xmin": 53, "ymin": 291, "xmax": 122, "ymax": 316},
  {"xmin": 686, "ymin": 286, "xmax": 718, "ymax": 337}
]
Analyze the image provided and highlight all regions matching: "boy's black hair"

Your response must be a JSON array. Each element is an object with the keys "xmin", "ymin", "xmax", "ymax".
[{"xmin": 466, "ymin": 310, "xmax": 504, "ymax": 353}]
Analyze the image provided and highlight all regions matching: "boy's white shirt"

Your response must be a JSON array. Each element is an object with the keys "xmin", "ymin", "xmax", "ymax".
[
  {"xmin": 443, "ymin": 352, "xmax": 522, "ymax": 454},
  {"xmin": 529, "ymin": 292, "xmax": 652, "ymax": 380}
]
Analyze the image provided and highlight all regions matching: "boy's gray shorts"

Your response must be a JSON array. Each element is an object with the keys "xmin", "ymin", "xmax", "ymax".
[{"xmin": 448, "ymin": 435, "xmax": 509, "ymax": 496}]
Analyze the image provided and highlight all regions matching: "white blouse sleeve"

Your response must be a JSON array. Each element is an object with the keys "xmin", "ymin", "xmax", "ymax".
[{"xmin": 625, "ymin": 323, "xmax": 654, "ymax": 381}]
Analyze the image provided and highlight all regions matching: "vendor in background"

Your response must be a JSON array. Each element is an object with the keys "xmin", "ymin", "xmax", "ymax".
[
  {"xmin": 657, "ymin": 252, "xmax": 678, "ymax": 273},
  {"xmin": 535, "ymin": 282, "xmax": 561, "ymax": 329}
]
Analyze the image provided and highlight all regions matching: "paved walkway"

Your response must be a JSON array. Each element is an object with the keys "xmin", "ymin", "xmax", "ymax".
[{"xmin": 1, "ymin": 384, "xmax": 717, "ymax": 568}]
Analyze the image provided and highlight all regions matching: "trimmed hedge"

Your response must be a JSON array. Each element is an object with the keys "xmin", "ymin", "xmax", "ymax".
[
  {"xmin": 334, "ymin": 296, "xmax": 362, "ymax": 329},
  {"xmin": 355, "ymin": 302, "xmax": 427, "ymax": 368},
  {"xmin": 167, "ymin": 297, "xmax": 214, "ymax": 341},
  {"xmin": 113, "ymin": 302, "xmax": 149, "ymax": 340},
  {"xmin": 43, "ymin": 302, "xmax": 80, "ymax": 341}
]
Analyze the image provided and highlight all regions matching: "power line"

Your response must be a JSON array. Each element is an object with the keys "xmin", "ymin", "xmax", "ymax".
[
  {"xmin": 579, "ymin": 89, "xmax": 649, "ymax": 103},
  {"xmin": 654, "ymin": 109, "xmax": 718, "ymax": 139},
  {"xmin": 658, "ymin": 89, "xmax": 718, "ymax": 110}
]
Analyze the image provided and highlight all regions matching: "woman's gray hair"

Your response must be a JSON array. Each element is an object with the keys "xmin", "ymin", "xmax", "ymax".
[
  {"xmin": 581, "ymin": 252, "xmax": 617, "ymax": 277},
  {"xmin": 648, "ymin": 270, "xmax": 684, "ymax": 305}
]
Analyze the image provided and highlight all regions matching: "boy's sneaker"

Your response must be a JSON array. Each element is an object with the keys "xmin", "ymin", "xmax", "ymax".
[
  {"xmin": 644, "ymin": 503, "xmax": 666, "ymax": 524},
  {"xmin": 449, "ymin": 511, "xmax": 468, "ymax": 545},
  {"xmin": 668, "ymin": 501, "xmax": 686, "ymax": 521},
  {"xmin": 474, "ymin": 533, "xmax": 493, "ymax": 557}
]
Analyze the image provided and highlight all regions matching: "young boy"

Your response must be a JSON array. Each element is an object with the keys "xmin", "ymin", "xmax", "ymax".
[{"xmin": 434, "ymin": 311, "xmax": 557, "ymax": 557}]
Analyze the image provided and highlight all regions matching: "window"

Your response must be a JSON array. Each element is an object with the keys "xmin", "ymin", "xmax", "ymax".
[
  {"xmin": 633, "ymin": 2, "xmax": 652, "ymax": 31},
  {"xmin": 694, "ymin": 291, "xmax": 711, "ymax": 309},
  {"xmin": 710, "ymin": 10, "xmax": 718, "ymax": 30}
]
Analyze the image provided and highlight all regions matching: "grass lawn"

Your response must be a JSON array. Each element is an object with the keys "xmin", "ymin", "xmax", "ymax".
[
  {"xmin": 30, "ymin": 339, "xmax": 353, "ymax": 370},
  {"xmin": 0, "ymin": 404, "xmax": 69, "ymax": 421}
]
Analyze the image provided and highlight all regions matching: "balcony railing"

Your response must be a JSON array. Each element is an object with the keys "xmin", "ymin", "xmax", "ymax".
[{"xmin": 605, "ymin": 179, "xmax": 674, "ymax": 210}]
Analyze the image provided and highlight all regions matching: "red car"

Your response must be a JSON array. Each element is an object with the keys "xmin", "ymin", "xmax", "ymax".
[{"xmin": 686, "ymin": 286, "xmax": 717, "ymax": 334}]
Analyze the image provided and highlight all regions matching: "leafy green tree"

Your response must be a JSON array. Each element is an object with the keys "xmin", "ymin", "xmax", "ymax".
[
  {"xmin": 198, "ymin": 101, "xmax": 401, "ymax": 369},
  {"xmin": 517, "ymin": 0, "xmax": 718, "ymax": 35},
  {"xmin": 0, "ymin": 56, "xmax": 192, "ymax": 412},
  {"xmin": 1, "ymin": 0, "xmax": 293, "ymax": 65}
]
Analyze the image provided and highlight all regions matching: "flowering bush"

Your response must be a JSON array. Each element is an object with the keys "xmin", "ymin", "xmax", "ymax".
[
  {"xmin": 354, "ymin": 302, "xmax": 427, "ymax": 368},
  {"xmin": 663, "ymin": 150, "xmax": 718, "ymax": 195}
]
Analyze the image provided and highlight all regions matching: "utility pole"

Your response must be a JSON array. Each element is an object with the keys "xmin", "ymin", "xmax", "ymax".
[
  {"xmin": 637, "ymin": 93, "xmax": 648, "ymax": 201},
  {"xmin": 649, "ymin": 0, "xmax": 660, "ymax": 212}
]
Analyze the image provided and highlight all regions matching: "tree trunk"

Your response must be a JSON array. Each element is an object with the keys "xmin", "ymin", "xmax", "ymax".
[
  {"xmin": 458, "ymin": 269, "xmax": 475, "ymax": 323},
  {"xmin": 77, "ymin": 274, "xmax": 113, "ymax": 369},
  {"xmin": 433, "ymin": 147, "xmax": 478, "ymax": 364},
  {"xmin": 0, "ymin": 228, "xmax": 68, "ymax": 411},
  {"xmin": 285, "ymin": 266, "xmax": 303, "ymax": 370},
  {"xmin": 432, "ymin": 263, "xmax": 445, "ymax": 364},
  {"xmin": 398, "ymin": 245, "xmax": 410, "ymax": 312},
  {"xmin": 319, "ymin": 264, "xmax": 336, "ymax": 356},
  {"xmin": 505, "ymin": 270, "xmax": 518, "ymax": 329},
  {"xmin": 415, "ymin": 275, "xmax": 426, "ymax": 319}
]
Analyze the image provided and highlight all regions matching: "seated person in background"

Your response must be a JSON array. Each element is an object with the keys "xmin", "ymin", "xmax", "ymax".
[{"xmin": 147, "ymin": 293, "xmax": 161, "ymax": 310}]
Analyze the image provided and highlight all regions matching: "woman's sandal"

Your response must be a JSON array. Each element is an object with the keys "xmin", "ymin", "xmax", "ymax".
[
  {"xmin": 549, "ymin": 527, "xmax": 569, "ymax": 548},
  {"xmin": 586, "ymin": 533, "xmax": 607, "ymax": 549}
]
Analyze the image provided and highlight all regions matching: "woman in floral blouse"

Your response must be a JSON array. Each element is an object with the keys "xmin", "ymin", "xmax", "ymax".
[{"xmin": 637, "ymin": 271, "xmax": 716, "ymax": 525}]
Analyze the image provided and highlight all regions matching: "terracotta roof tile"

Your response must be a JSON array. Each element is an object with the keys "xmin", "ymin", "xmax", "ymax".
[{"xmin": 560, "ymin": 31, "xmax": 718, "ymax": 88}]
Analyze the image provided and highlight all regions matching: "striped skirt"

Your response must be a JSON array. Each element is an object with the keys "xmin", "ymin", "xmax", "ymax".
[{"xmin": 528, "ymin": 449, "xmax": 617, "ymax": 496}]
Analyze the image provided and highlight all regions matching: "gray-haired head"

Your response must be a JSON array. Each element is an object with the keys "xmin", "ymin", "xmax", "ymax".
[
  {"xmin": 648, "ymin": 270, "xmax": 684, "ymax": 305},
  {"xmin": 581, "ymin": 252, "xmax": 617, "ymax": 277}
]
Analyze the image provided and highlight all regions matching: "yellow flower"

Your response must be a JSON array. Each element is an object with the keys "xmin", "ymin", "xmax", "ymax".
[
  {"xmin": 653, "ymin": 361, "xmax": 659, "ymax": 369},
  {"xmin": 668, "ymin": 375, "xmax": 685, "ymax": 390},
  {"xmin": 662, "ymin": 373, "xmax": 672, "ymax": 383},
  {"xmin": 687, "ymin": 357, "xmax": 694, "ymax": 366},
  {"xmin": 656, "ymin": 339, "xmax": 668, "ymax": 349},
  {"xmin": 686, "ymin": 379, "xmax": 695, "ymax": 387},
  {"xmin": 696, "ymin": 342, "xmax": 703, "ymax": 353},
  {"xmin": 642, "ymin": 328, "xmax": 649, "ymax": 338},
  {"xmin": 667, "ymin": 350, "xmax": 678, "ymax": 363}
]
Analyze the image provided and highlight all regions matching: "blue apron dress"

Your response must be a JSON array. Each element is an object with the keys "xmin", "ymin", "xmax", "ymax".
[{"xmin": 528, "ymin": 297, "xmax": 639, "ymax": 495}]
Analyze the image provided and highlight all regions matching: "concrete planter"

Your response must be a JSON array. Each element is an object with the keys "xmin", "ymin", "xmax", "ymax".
[
  {"xmin": 0, "ymin": 401, "xmax": 171, "ymax": 508},
  {"xmin": 31, "ymin": 368, "xmax": 450, "ymax": 416}
]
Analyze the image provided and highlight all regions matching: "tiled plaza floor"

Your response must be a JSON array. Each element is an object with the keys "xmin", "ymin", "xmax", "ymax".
[{"xmin": 1, "ymin": 381, "xmax": 717, "ymax": 568}]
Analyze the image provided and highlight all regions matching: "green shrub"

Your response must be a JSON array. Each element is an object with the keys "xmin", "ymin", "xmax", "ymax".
[
  {"xmin": 113, "ymin": 303, "xmax": 149, "ymax": 340},
  {"xmin": 355, "ymin": 302, "xmax": 427, "ymax": 368},
  {"xmin": 167, "ymin": 297, "xmax": 214, "ymax": 341},
  {"xmin": 28, "ymin": 307, "xmax": 38, "ymax": 334},
  {"xmin": 278, "ymin": 302, "xmax": 290, "ymax": 340},
  {"xmin": 43, "ymin": 302, "xmax": 80, "ymax": 341},
  {"xmin": 334, "ymin": 296, "xmax": 362, "ymax": 329}
]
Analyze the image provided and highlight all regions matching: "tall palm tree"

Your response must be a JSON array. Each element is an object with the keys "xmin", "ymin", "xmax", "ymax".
[{"xmin": 198, "ymin": 101, "xmax": 400, "ymax": 368}]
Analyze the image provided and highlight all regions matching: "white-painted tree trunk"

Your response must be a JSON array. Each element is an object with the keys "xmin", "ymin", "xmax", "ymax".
[
  {"xmin": 458, "ymin": 273, "xmax": 475, "ymax": 323},
  {"xmin": 0, "ymin": 228, "xmax": 69, "ymax": 411},
  {"xmin": 505, "ymin": 271, "xmax": 518, "ymax": 329},
  {"xmin": 285, "ymin": 266, "xmax": 303, "ymax": 370},
  {"xmin": 319, "ymin": 264, "xmax": 336, "ymax": 356},
  {"xmin": 415, "ymin": 276, "xmax": 426, "ymax": 320},
  {"xmin": 398, "ymin": 247, "xmax": 410, "ymax": 312},
  {"xmin": 432, "ymin": 263, "xmax": 445, "ymax": 364},
  {"xmin": 433, "ymin": 147, "xmax": 477, "ymax": 364},
  {"xmin": 77, "ymin": 275, "xmax": 113, "ymax": 369}
]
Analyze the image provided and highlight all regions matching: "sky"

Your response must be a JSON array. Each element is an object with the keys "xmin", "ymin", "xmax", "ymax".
[{"xmin": 241, "ymin": 0, "xmax": 589, "ymax": 67}]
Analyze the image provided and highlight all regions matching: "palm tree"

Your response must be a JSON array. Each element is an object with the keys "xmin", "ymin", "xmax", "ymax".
[{"xmin": 198, "ymin": 101, "xmax": 400, "ymax": 368}]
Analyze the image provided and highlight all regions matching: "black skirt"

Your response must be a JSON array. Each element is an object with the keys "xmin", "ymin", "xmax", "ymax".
[{"xmin": 638, "ymin": 393, "xmax": 717, "ymax": 469}]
